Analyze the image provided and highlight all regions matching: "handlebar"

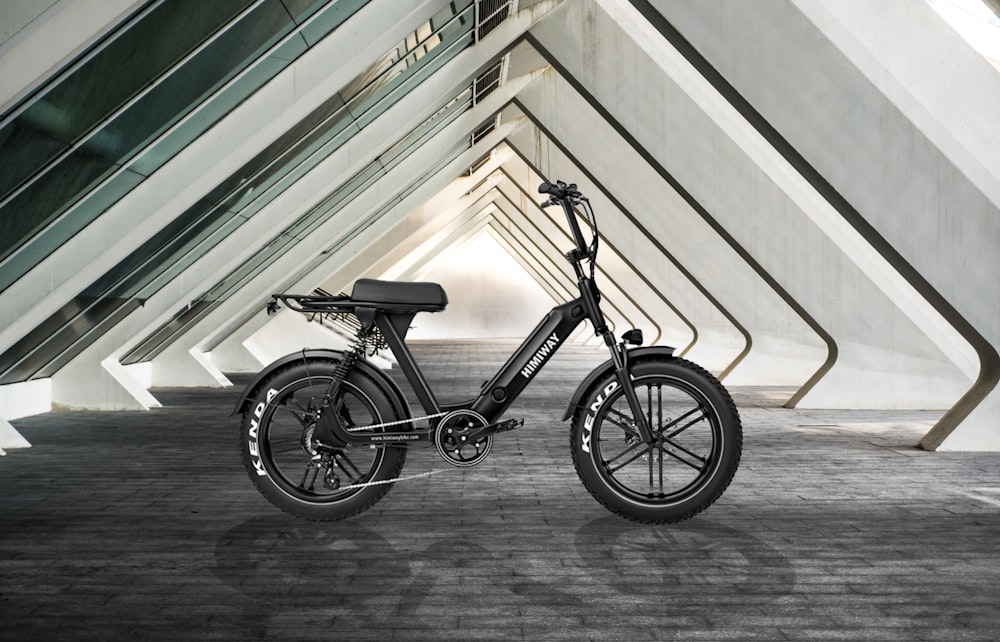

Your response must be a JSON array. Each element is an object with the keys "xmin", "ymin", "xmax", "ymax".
[
  {"xmin": 538, "ymin": 180, "xmax": 596, "ymax": 266},
  {"xmin": 538, "ymin": 180, "xmax": 580, "ymax": 200}
]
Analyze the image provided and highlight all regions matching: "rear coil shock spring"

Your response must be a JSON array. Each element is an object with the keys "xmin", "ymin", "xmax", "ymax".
[{"xmin": 325, "ymin": 326, "xmax": 370, "ymax": 399}]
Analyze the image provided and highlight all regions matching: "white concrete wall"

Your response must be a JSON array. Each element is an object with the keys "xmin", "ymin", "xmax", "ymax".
[
  {"xmin": 651, "ymin": 0, "xmax": 999, "ymax": 448},
  {"xmin": 529, "ymin": 0, "xmax": 974, "ymax": 412},
  {"xmin": 405, "ymin": 230, "xmax": 558, "ymax": 340},
  {"xmin": 508, "ymin": 68, "xmax": 827, "ymax": 387},
  {"xmin": 0, "ymin": 0, "xmax": 143, "ymax": 112}
]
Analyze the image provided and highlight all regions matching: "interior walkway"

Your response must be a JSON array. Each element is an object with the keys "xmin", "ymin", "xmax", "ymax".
[{"xmin": 2, "ymin": 340, "xmax": 999, "ymax": 640}]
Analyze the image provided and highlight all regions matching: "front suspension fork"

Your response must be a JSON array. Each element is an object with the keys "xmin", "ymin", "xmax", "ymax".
[{"xmin": 604, "ymin": 333, "xmax": 655, "ymax": 444}]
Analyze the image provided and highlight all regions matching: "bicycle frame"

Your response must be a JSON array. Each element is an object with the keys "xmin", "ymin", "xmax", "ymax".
[
  {"xmin": 318, "ymin": 186, "xmax": 652, "ymax": 446},
  {"xmin": 236, "ymin": 180, "xmax": 740, "ymax": 524},
  {"xmin": 383, "ymin": 296, "xmax": 589, "ymax": 421},
  {"xmin": 290, "ymin": 290, "xmax": 593, "ymax": 447}
]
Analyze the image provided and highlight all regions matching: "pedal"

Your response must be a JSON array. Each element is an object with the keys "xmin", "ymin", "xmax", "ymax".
[
  {"xmin": 463, "ymin": 417, "xmax": 523, "ymax": 443},
  {"xmin": 492, "ymin": 418, "xmax": 523, "ymax": 434}
]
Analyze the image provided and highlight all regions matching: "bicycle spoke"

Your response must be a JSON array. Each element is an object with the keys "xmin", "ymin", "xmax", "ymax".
[
  {"xmin": 606, "ymin": 443, "xmax": 647, "ymax": 473},
  {"xmin": 335, "ymin": 453, "xmax": 364, "ymax": 484},
  {"xmin": 660, "ymin": 407, "xmax": 705, "ymax": 438},
  {"xmin": 605, "ymin": 440, "xmax": 643, "ymax": 466},
  {"xmin": 658, "ymin": 442, "xmax": 664, "ymax": 491},
  {"xmin": 661, "ymin": 438, "xmax": 707, "ymax": 471},
  {"xmin": 298, "ymin": 463, "xmax": 320, "ymax": 490},
  {"xmin": 284, "ymin": 397, "xmax": 312, "ymax": 424},
  {"xmin": 648, "ymin": 443, "xmax": 655, "ymax": 489},
  {"xmin": 646, "ymin": 385, "xmax": 653, "ymax": 437},
  {"xmin": 604, "ymin": 406, "xmax": 641, "ymax": 438}
]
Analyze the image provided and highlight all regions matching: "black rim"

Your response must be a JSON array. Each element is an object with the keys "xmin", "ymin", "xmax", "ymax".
[
  {"xmin": 259, "ymin": 376, "xmax": 385, "ymax": 503},
  {"xmin": 591, "ymin": 374, "xmax": 723, "ymax": 505}
]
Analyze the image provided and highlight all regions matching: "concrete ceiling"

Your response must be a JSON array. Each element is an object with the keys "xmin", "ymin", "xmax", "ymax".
[{"xmin": 0, "ymin": 0, "xmax": 997, "ymax": 451}]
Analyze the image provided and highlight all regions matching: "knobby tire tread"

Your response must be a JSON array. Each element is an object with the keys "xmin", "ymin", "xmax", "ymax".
[
  {"xmin": 569, "ymin": 356, "xmax": 742, "ymax": 524},
  {"xmin": 239, "ymin": 360, "xmax": 407, "ymax": 521}
]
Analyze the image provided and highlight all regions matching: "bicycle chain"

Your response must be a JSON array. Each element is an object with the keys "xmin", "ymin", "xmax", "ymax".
[
  {"xmin": 335, "ymin": 468, "xmax": 452, "ymax": 491},
  {"xmin": 344, "ymin": 411, "xmax": 447, "ymax": 432},
  {"xmin": 334, "ymin": 411, "xmax": 452, "ymax": 491}
]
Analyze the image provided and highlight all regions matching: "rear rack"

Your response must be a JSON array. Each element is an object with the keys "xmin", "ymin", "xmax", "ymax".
[
  {"xmin": 267, "ymin": 293, "xmax": 385, "ymax": 350},
  {"xmin": 270, "ymin": 293, "xmax": 443, "ymax": 315},
  {"xmin": 271, "ymin": 293, "xmax": 354, "ymax": 314}
]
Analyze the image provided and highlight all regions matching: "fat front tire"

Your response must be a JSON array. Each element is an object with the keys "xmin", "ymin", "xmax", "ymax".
[
  {"xmin": 570, "ymin": 357, "xmax": 742, "ymax": 524},
  {"xmin": 239, "ymin": 360, "xmax": 406, "ymax": 520}
]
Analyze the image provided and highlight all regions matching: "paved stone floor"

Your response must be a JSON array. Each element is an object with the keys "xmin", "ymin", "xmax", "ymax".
[{"xmin": 2, "ymin": 340, "xmax": 999, "ymax": 640}]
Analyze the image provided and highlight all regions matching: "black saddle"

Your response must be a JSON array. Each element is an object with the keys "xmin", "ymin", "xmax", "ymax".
[{"xmin": 351, "ymin": 278, "xmax": 448, "ymax": 311}]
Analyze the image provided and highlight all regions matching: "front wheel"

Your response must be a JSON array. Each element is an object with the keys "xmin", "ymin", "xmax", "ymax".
[{"xmin": 570, "ymin": 357, "xmax": 742, "ymax": 523}]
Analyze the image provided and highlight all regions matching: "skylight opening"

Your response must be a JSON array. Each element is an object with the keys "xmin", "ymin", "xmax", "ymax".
[{"xmin": 927, "ymin": 0, "xmax": 1000, "ymax": 70}]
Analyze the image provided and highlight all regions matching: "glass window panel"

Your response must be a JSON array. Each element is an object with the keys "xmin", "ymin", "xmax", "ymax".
[
  {"xmin": 0, "ymin": 0, "xmax": 253, "ymax": 201},
  {"xmin": 281, "ymin": 0, "xmax": 322, "ymax": 21},
  {"xmin": 34, "ymin": 300, "xmax": 143, "ymax": 379},
  {"xmin": 97, "ymin": 2, "xmax": 299, "ymax": 158},
  {"xmin": 128, "ymin": 36, "xmax": 310, "ymax": 178},
  {"xmin": 0, "ymin": 169, "xmax": 145, "ymax": 292},
  {"xmin": 0, "ymin": 150, "xmax": 119, "ymax": 263},
  {"xmin": 0, "ymin": 296, "xmax": 139, "ymax": 385},
  {"xmin": 299, "ymin": 0, "xmax": 368, "ymax": 46},
  {"xmin": 0, "ymin": 1, "xmax": 320, "ymax": 293},
  {"xmin": 1, "ymin": 0, "xmax": 479, "ymax": 378}
]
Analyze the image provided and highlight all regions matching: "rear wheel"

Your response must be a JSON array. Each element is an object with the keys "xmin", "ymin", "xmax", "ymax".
[
  {"xmin": 239, "ymin": 360, "xmax": 406, "ymax": 520},
  {"xmin": 570, "ymin": 357, "xmax": 741, "ymax": 523}
]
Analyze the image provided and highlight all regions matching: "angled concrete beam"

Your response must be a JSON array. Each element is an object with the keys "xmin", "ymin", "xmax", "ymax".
[
  {"xmin": 529, "ymin": 0, "xmax": 973, "ymax": 415},
  {"xmin": 509, "ymin": 68, "xmax": 825, "ymax": 388},
  {"xmin": 0, "ymin": 0, "xmax": 450, "ymax": 354},
  {"xmin": 497, "ymin": 154, "xmax": 700, "ymax": 354},
  {"xmin": 0, "ymin": 0, "xmax": 143, "ymax": 112},
  {"xmin": 647, "ymin": 0, "xmax": 1000, "ymax": 448}
]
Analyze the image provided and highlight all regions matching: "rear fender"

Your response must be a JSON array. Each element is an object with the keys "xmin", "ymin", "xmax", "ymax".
[
  {"xmin": 232, "ymin": 349, "xmax": 409, "ymax": 422},
  {"xmin": 562, "ymin": 346, "xmax": 676, "ymax": 421}
]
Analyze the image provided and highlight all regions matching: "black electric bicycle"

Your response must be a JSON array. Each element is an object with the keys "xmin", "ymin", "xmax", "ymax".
[{"xmin": 235, "ymin": 181, "xmax": 742, "ymax": 523}]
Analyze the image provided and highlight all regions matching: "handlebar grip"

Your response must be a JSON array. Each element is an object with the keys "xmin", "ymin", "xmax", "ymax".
[{"xmin": 538, "ymin": 182, "xmax": 554, "ymax": 195}]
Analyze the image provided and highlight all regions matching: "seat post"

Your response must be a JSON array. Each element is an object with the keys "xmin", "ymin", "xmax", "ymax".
[{"xmin": 374, "ymin": 312, "xmax": 440, "ymax": 415}]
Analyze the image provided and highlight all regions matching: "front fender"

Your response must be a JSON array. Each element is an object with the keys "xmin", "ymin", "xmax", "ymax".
[
  {"xmin": 231, "ymin": 349, "xmax": 408, "ymax": 421},
  {"xmin": 562, "ymin": 346, "xmax": 676, "ymax": 421}
]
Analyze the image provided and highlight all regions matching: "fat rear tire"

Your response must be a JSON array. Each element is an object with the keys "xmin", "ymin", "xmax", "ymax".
[{"xmin": 239, "ymin": 360, "xmax": 406, "ymax": 520}]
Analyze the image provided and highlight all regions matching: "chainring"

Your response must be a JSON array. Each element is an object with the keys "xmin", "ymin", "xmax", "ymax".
[{"xmin": 434, "ymin": 410, "xmax": 492, "ymax": 467}]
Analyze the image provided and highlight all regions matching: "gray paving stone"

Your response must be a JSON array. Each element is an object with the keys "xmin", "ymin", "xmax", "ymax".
[{"xmin": 1, "ymin": 340, "xmax": 999, "ymax": 641}]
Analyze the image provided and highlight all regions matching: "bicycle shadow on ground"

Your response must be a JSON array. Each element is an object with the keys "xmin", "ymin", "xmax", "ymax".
[{"xmin": 212, "ymin": 511, "xmax": 796, "ymax": 630}]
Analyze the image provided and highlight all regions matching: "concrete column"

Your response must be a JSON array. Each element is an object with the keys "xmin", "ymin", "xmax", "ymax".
[
  {"xmin": 529, "ymin": 0, "xmax": 973, "ymax": 412},
  {"xmin": 650, "ymin": 0, "xmax": 999, "ymax": 448},
  {"xmin": 498, "ymin": 152, "xmax": 703, "ymax": 355},
  {"xmin": 509, "ymin": 68, "xmax": 826, "ymax": 387}
]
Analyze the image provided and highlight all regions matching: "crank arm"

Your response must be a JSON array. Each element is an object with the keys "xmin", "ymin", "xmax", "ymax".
[{"xmin": 464, "ymin": 418, "xmax": 524, "ymax": 442}]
